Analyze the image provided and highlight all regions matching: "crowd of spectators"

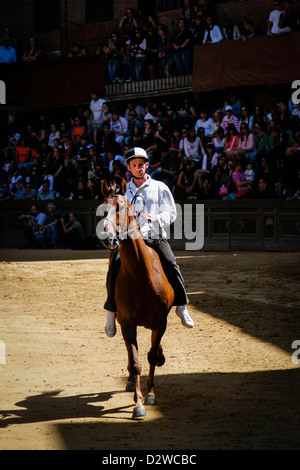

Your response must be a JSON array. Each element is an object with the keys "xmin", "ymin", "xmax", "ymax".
[
  {"xmin": 1, "ymin": 87, "xmax": 300, "ymax": 208},
  {"xmin": 0, "ymin": 2, "xmax": 299, "ymax": 249},
  {"xmin": 0, "ymin": 1, "xmax": 299, "ymax": 84},
  {"xmin": 0, "ymin": 1, "xmax": 299, "ymax": 204},
  {"xmin": 93, "ymin": 0, "xmax": 300, "ymax": 83}
]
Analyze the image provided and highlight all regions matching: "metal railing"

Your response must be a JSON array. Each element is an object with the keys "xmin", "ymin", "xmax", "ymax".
[{"xmin": 105, "ymin": 75, "xmax": 192, "ymax": 101}]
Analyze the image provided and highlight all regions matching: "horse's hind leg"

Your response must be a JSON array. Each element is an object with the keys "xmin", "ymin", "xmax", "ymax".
[
  {"xmin": 145, "ymin": 326, "xmax": 166, "ymax": 406},
  {"xmin": 121, "ymin": 325, "xmax": 145, "ymax": 418}
]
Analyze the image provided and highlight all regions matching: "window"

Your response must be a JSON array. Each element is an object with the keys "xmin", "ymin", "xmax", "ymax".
[
  {"xmin": 86, "ymin": 0, "xmax": 114, "ymax": 23},
  {"xmin": 157, "ymin": 0, "xmax": 183, "ymax": 12},
  {"xmin": 34, "ymin": 0, "xmax": 61, "ymax": 31}
]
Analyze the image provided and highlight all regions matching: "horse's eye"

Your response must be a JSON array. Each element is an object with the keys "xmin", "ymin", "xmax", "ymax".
[{"xmin": 103, "ymin": 211, "xmax": 108, "ymax": 218}]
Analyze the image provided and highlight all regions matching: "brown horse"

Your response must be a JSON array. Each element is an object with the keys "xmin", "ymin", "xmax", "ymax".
[{"xmin": 98, "ymin": 179, "xmax": 174, "ymax": 418}]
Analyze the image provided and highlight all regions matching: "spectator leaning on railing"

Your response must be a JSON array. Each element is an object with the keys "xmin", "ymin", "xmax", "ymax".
[{"xmin": 0, "ymin": 35, "xmax": 16, "ymax": 63}]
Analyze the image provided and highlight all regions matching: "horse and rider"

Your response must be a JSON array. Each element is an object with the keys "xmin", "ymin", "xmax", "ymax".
[
  {"xmin": 103, "ymin": 146, "xmax": 194, "ymax": 337},
  {"xmin": 99, "ymin": 146, "xmax": 194, "ymax": 417}
]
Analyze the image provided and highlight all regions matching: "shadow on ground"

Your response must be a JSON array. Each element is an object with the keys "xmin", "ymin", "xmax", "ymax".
[{"xmin": 1, "ymin": 369, "xmax": 300, "ymax": 450}]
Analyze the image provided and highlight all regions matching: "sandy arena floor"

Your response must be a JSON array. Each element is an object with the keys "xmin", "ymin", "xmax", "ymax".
[{"xmin": 0, "ymin": 248, "xmax": 300, "ymax": 450}]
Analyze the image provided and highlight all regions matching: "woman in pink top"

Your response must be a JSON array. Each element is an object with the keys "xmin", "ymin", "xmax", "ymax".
[
  {"xmin": 227, "ymin": 123, "xmax": 254, "ymax": 160},
  {"xmin": 224, "ymin": 123, "xmax": 239, "ymax": 159}
]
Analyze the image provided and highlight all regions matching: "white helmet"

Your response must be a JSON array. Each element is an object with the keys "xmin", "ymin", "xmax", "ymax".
[{"xmin": 126, "ymin": 147, "xmax": 149, "ymax": 163}]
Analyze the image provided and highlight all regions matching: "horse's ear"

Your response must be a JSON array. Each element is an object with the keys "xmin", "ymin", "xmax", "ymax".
[
  {"xmin": 101, "ymin": 180, "xmax": 110, "ymax": 197},
  {"xmin": 119, "ymin": 178, "xmax": 127, "ymax": 195}
]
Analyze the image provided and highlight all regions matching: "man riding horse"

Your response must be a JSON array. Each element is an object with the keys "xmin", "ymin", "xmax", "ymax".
[{"xmin": 104, "ymin": 146, "xmax": 194, "ymax": 337}]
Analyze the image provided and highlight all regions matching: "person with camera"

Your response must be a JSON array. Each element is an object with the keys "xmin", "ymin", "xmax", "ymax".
[
  {"xmin": 19, "ymin": 204, "xmax": 47, "ymax": 249},
  {"xmin": 60, "ymin": 211, "xmax": 86, "ymax": 250},
  {"xmin": 37, "ymin": 202, "xmax": 59, "ymax": 249}
]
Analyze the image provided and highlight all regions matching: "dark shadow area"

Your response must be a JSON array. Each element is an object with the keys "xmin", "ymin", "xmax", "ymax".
[
  {"xmin": 176, "ymin": 252, "xmax": 300, "ymax": 356},
  {"xmin": 1, "ymin": 370, "xmax": 300, "ymax": 449}
]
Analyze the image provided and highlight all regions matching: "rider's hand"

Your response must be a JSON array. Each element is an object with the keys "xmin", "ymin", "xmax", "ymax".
[{"xmin": 142, "ymin": 213, "xmax": 157, "ymax": 223}]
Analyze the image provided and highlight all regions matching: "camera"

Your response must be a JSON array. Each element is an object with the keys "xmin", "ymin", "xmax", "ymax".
[{"xmin": 18, "ymin": 214, "xmax": 27, "ymax": 221}]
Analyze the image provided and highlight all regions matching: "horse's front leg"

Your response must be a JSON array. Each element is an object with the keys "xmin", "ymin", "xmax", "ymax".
[
  {"xmin": 125, "ymin": 364, "xmax": 135, "ymax": 392},
  {"xmin": 121, "ymin": 324, "xmax": 145, "ymax": 418},
  {"xmin": 145, "ymin": 325, "xmax": 166, "ymax": 406}
]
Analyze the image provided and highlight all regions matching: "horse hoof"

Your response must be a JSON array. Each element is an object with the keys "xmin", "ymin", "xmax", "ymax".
[
  {"xmin": 145, "ymin": 395, "xmax": 157, "ymax": 406},
  {"xmin": 157, "ymin": 356, "xmax": 165, "ymax": 367},
  {"xmin": 132, "ymin": 406, "xmax": 146, "ymax": 419}
]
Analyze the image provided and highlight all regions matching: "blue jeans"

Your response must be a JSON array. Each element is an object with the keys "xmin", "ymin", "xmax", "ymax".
[
  {"xmin": 18, "ymin": 162, "xmax": 36, "ymax": 172},
  {"xmin": 223, "ymin": 192, "xmax": 236, "ymax": 200},
  {"xmin": 174, "ymin": 49, "xmax": 192, "ymax": 75},
  {"xmin": 123, "ymin": 61, "xmax": 135, "ymax": 81},
  {"xmin": 106, "ymin": 59, "xmax": 120, "ymax": 82},
  {"xmin": 101, "ymin": 154, "xmax": 109, "ymax": 168},
  {"xmin": 134, "ymin": 58, "xmax": 145, "ymax": 81},
  {"xmin": 159, "ymin": 55, "xmax": 173, "ymax": 78},
  {"xmin": 36, "ymin": 225, "xmax": 58, "ymax": 247}
]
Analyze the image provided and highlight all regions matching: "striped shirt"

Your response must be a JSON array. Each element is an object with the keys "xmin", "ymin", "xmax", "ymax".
[{"xmin": 221, "ymin": 115, "xmax": 240, "ymax": 133}]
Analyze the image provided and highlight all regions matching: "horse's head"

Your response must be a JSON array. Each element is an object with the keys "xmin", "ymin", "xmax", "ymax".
[{"xmin": 96, "ymin": 178, "xmax": 137, "ymax": 250}]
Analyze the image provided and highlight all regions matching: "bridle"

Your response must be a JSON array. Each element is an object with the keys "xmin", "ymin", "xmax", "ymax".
[{"xmin": 101, "ymin": 193, "xmax": 140, "ymax": 248}]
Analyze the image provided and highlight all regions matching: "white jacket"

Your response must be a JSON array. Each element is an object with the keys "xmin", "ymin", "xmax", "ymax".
[
  {"xmin": 125, "ymin": 176, "xmax": 177, "ymax": 239},
  {"xmin": 203, "ymin": 25, "xmax": 223, "ymax": 44}
]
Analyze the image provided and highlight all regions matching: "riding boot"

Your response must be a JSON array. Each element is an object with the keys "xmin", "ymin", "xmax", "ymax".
[
  {"xmin": 104, "ymin": 250, "xmax": 120, "ymax": 337},
  {"xmin": 104, "ymin": 250, "xmax": 120, "ymax": 312},
  {"xmin": 176, "ymin": 305, "xmax": 194, "ymax": 328}
]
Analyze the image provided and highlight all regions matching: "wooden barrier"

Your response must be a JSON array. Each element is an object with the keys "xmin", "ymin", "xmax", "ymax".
[{"xmin": 0, "ymin": 200, "xmax": 299, "ymax": 252}]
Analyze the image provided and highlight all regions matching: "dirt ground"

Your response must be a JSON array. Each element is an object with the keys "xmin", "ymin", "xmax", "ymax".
[{"xmin": 1, "ymin": 248, "xmax": 300, "ymax": 450}]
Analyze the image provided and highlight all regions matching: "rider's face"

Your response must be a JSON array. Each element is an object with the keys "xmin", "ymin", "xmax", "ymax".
[{"xmin": 128, "ymin": 158, "xmax": 149, "ymax": 179}]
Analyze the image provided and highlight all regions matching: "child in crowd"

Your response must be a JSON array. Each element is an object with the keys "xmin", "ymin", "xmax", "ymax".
[{"xmin": 244, "ymin": 160, "xmax": 255, "ymax": 183}]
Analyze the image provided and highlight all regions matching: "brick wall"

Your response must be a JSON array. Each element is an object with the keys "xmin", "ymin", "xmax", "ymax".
[{"xmin": 64, "ymin": 0, "xmax": 140, "ymax": 52}]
